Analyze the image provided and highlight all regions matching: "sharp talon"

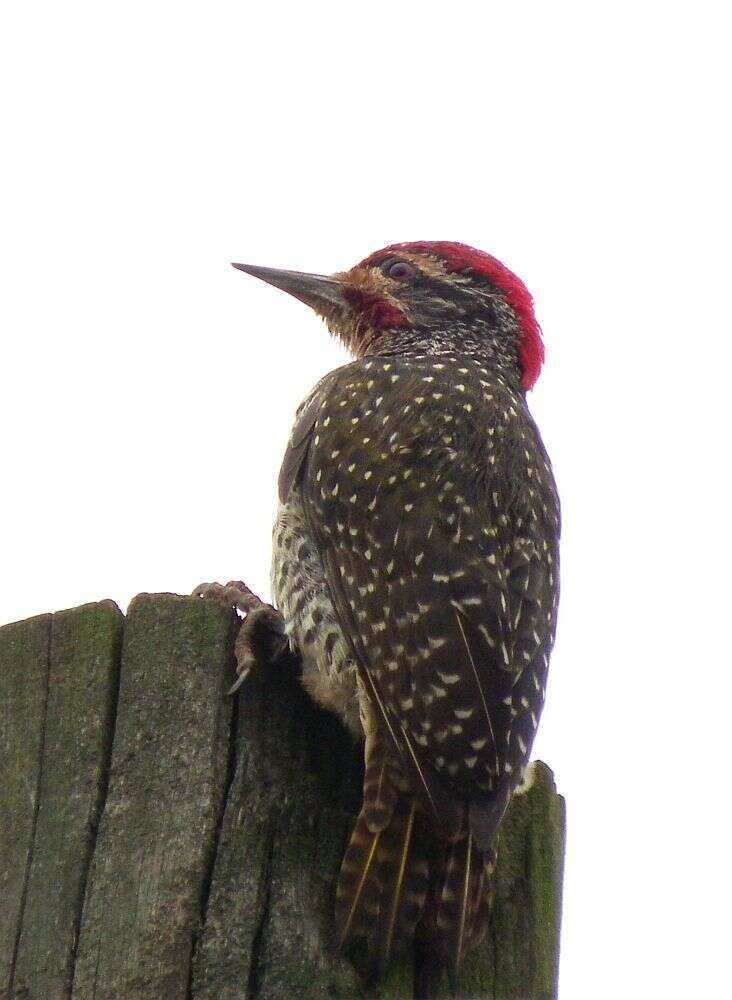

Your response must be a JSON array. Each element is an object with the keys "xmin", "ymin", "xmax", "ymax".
[
  {"xmin": 196, "ymin": 580, "xmax": 288, "ymax": 691},
  {"xmin": 228, "ymin": 671, "xmax": 248, "ymax": 695}
]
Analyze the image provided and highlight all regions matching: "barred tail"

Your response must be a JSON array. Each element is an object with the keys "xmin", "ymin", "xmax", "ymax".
[
  {"xmin": 336, "ymin": 723, "xmax": 495, "ymax": 996},
  {"xmin": 421, "ymin": 829, "xmax": 496, "ymax": 983},
  {"xmin": 336, "ymin": 721, "xmax": 430, "ymax": 977}
]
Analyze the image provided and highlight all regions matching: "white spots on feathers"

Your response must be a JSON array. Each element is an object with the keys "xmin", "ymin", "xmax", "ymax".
[{"xmin": 275, "ymin": 352, "xmax": 558, "ymax": 807}]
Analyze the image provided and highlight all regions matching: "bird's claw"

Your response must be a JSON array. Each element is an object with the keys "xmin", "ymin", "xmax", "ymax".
[
  {"xmin": 192, "ymin": 580, "xmax": 265, "ymax": 616},
  {"xmin": 193, "ymin": 580, "xmax": 288, "ymax": 693}
]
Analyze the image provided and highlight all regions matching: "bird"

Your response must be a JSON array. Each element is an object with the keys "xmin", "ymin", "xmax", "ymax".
[{"xmin": 202, "ymin": 241, "xmax": 560, "ymax": 997}]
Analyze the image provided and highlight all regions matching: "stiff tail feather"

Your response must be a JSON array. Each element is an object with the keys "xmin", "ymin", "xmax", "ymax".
[
  {"xmin": 421, "ymin": 830, "xmax": 496, "ymax": 979},
  {"xmin": 336, "ymin": 718, "xmax": 430, "ymax": 978},
  {"xmin": 336, "ymin": 725, "xmax": 495, "ymax": 996}
]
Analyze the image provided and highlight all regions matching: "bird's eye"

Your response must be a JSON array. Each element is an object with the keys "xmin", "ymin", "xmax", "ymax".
[{"xmin": 382, "ymin": 260, "xmax": 417, "ymax": 282}]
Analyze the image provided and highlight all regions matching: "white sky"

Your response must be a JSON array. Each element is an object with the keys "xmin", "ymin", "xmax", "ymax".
[{"xmin": 1, "ymin": 2, "xmax": 730, "ymax": 997}]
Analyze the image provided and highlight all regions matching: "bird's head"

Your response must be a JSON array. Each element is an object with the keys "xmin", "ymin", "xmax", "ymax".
[{"xmin": 233, "ymin": 241, "xmax": 544, "ymax": 390}]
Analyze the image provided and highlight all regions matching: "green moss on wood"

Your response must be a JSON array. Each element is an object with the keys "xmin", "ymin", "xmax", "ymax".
[
  {"xmin": 12, "ymin": 602, "xmax": 123, "ymax": 1000},
  {"xmin": 71, "ymin": 595, "xmax": 234, "ymax": 1000},
  {"xmin": 0, "ymin": 613, "xmax": 51, "ymax": 996},
  {"xmin": 1, "ymin": 597, "xmax": 564, "ymax": 1000}
]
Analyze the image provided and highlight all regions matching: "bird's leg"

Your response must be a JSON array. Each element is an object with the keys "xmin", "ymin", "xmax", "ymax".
[{"xmin": 192, "ymin": 580, "xmax": 288, "ymax": 692}]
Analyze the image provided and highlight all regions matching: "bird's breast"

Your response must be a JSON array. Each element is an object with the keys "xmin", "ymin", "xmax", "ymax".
[{"xmin": 271, "ymin": 494, "xmax": 361, "ymax": 735}]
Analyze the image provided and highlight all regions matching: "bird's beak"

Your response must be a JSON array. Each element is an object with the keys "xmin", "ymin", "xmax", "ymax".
[{"xmin": 231, "ymin": 262, "xmax": 347, "ymax": 314}]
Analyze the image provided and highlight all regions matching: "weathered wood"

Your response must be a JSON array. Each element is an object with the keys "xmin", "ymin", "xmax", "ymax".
[
  {"xmin": 193, "ymin": 650, "xmax": 565, "ymax": 1000},
  {"xmin": 71, "ymin": 595, "xmax": 235, "ymax": 1000},
  {"xmin": 12, "ymin": 602, "xmax": 123, "ymax": 1000},
  {"xmin": 191, "ymin": 651, "xmax": 364, "ymax": 1000},
  {"xmin": 0, "ymin": 613, "xmax": 51, "ymax": 996},
  {"xmin": 460, "ymin": 762, "xmax": 565, "ymax": 1000},
  {"xmin": 0, "ymin": 595, "xmax": 564, "ymax": 999}
]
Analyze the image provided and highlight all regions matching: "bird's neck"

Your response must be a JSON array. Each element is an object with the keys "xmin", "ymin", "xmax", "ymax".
[{"xmin": 361, "ymin": 322, "xmax": 522, "ymax": 385}]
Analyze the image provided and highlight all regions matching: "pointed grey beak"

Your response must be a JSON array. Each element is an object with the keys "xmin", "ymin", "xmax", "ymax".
[{"xmin": 231, "ymin": 262, "xmax": 347, "ymax": 313}]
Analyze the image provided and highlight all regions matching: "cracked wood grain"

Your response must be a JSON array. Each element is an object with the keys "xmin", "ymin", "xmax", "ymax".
[
  {"xmin": 190, "ymin": 648, "xmax": 363, "ymax": 1000},
  {"xmin": 1, "ymin": 595, "xmax": 564, "ymax": 1000},
  {"xmin": 0, "ymin": 613, "xmax": 51, "ymax": 998},
  {"xmin": 11, "ymin": 602, "xmax": 123, "ymax": 1000},
  {"xmin": 70, "ymin": 595, "xmax": 235, "ymax": 1000}
]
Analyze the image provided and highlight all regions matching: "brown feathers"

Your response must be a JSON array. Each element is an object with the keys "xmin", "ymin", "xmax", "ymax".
[
  {"xmin": 336, "ymin": 734, "xmax": 430, "ymax": 975},
  {"xmin": 272, "ymin": 324, "xmax": 559, "ymax": 994},
  {"xmin": 336, "ymin": 708, "xmax": 494, "ymax": 990}
]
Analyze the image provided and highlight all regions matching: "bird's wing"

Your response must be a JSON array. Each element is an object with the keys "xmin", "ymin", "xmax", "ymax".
[
  {"xmin": 284, "ymin": 360, "xmax": 558, "ymax": 840},
  {"xmin": 277, "ymin": 369, "xmax": 346, "ymax": 502}
]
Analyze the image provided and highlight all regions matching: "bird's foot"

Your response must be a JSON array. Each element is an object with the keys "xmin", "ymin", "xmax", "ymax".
[{"xmin": 192, "ymin": 580, "xmax": 288, "ymax": 693}]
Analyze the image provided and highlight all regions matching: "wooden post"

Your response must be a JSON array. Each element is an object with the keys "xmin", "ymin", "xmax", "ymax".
[{"xmin": 0, "ymin": 594, "xmax": 565, "ymax": 1000}]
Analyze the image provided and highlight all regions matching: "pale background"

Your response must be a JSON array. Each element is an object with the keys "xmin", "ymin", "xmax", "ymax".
[{"xmin": 1, "ymin": 2, "xmax": 730, "ymax": 997}]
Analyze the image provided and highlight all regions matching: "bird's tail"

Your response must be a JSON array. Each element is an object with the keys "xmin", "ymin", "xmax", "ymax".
[
  {"xmin": 419, "ymin": 827, "xmax": 495, "ymax": 985},
  {"xmin": 336, "ymin": 721, "xmax": 430, "ymax": 978},
  {"xmin": 336, "ymin": 724, "xmax": 495, "ymax": 995}
]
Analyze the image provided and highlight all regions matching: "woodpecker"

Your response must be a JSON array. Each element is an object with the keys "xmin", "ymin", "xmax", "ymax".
[{"xmin": 208, "ymin": 242, "xmax": 560, "ymax": 996}]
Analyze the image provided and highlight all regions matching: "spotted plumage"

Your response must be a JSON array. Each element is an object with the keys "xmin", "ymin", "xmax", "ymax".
[{"xmin": 239, "ymin": 242, "xmax": 560, "ymax": 995}]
